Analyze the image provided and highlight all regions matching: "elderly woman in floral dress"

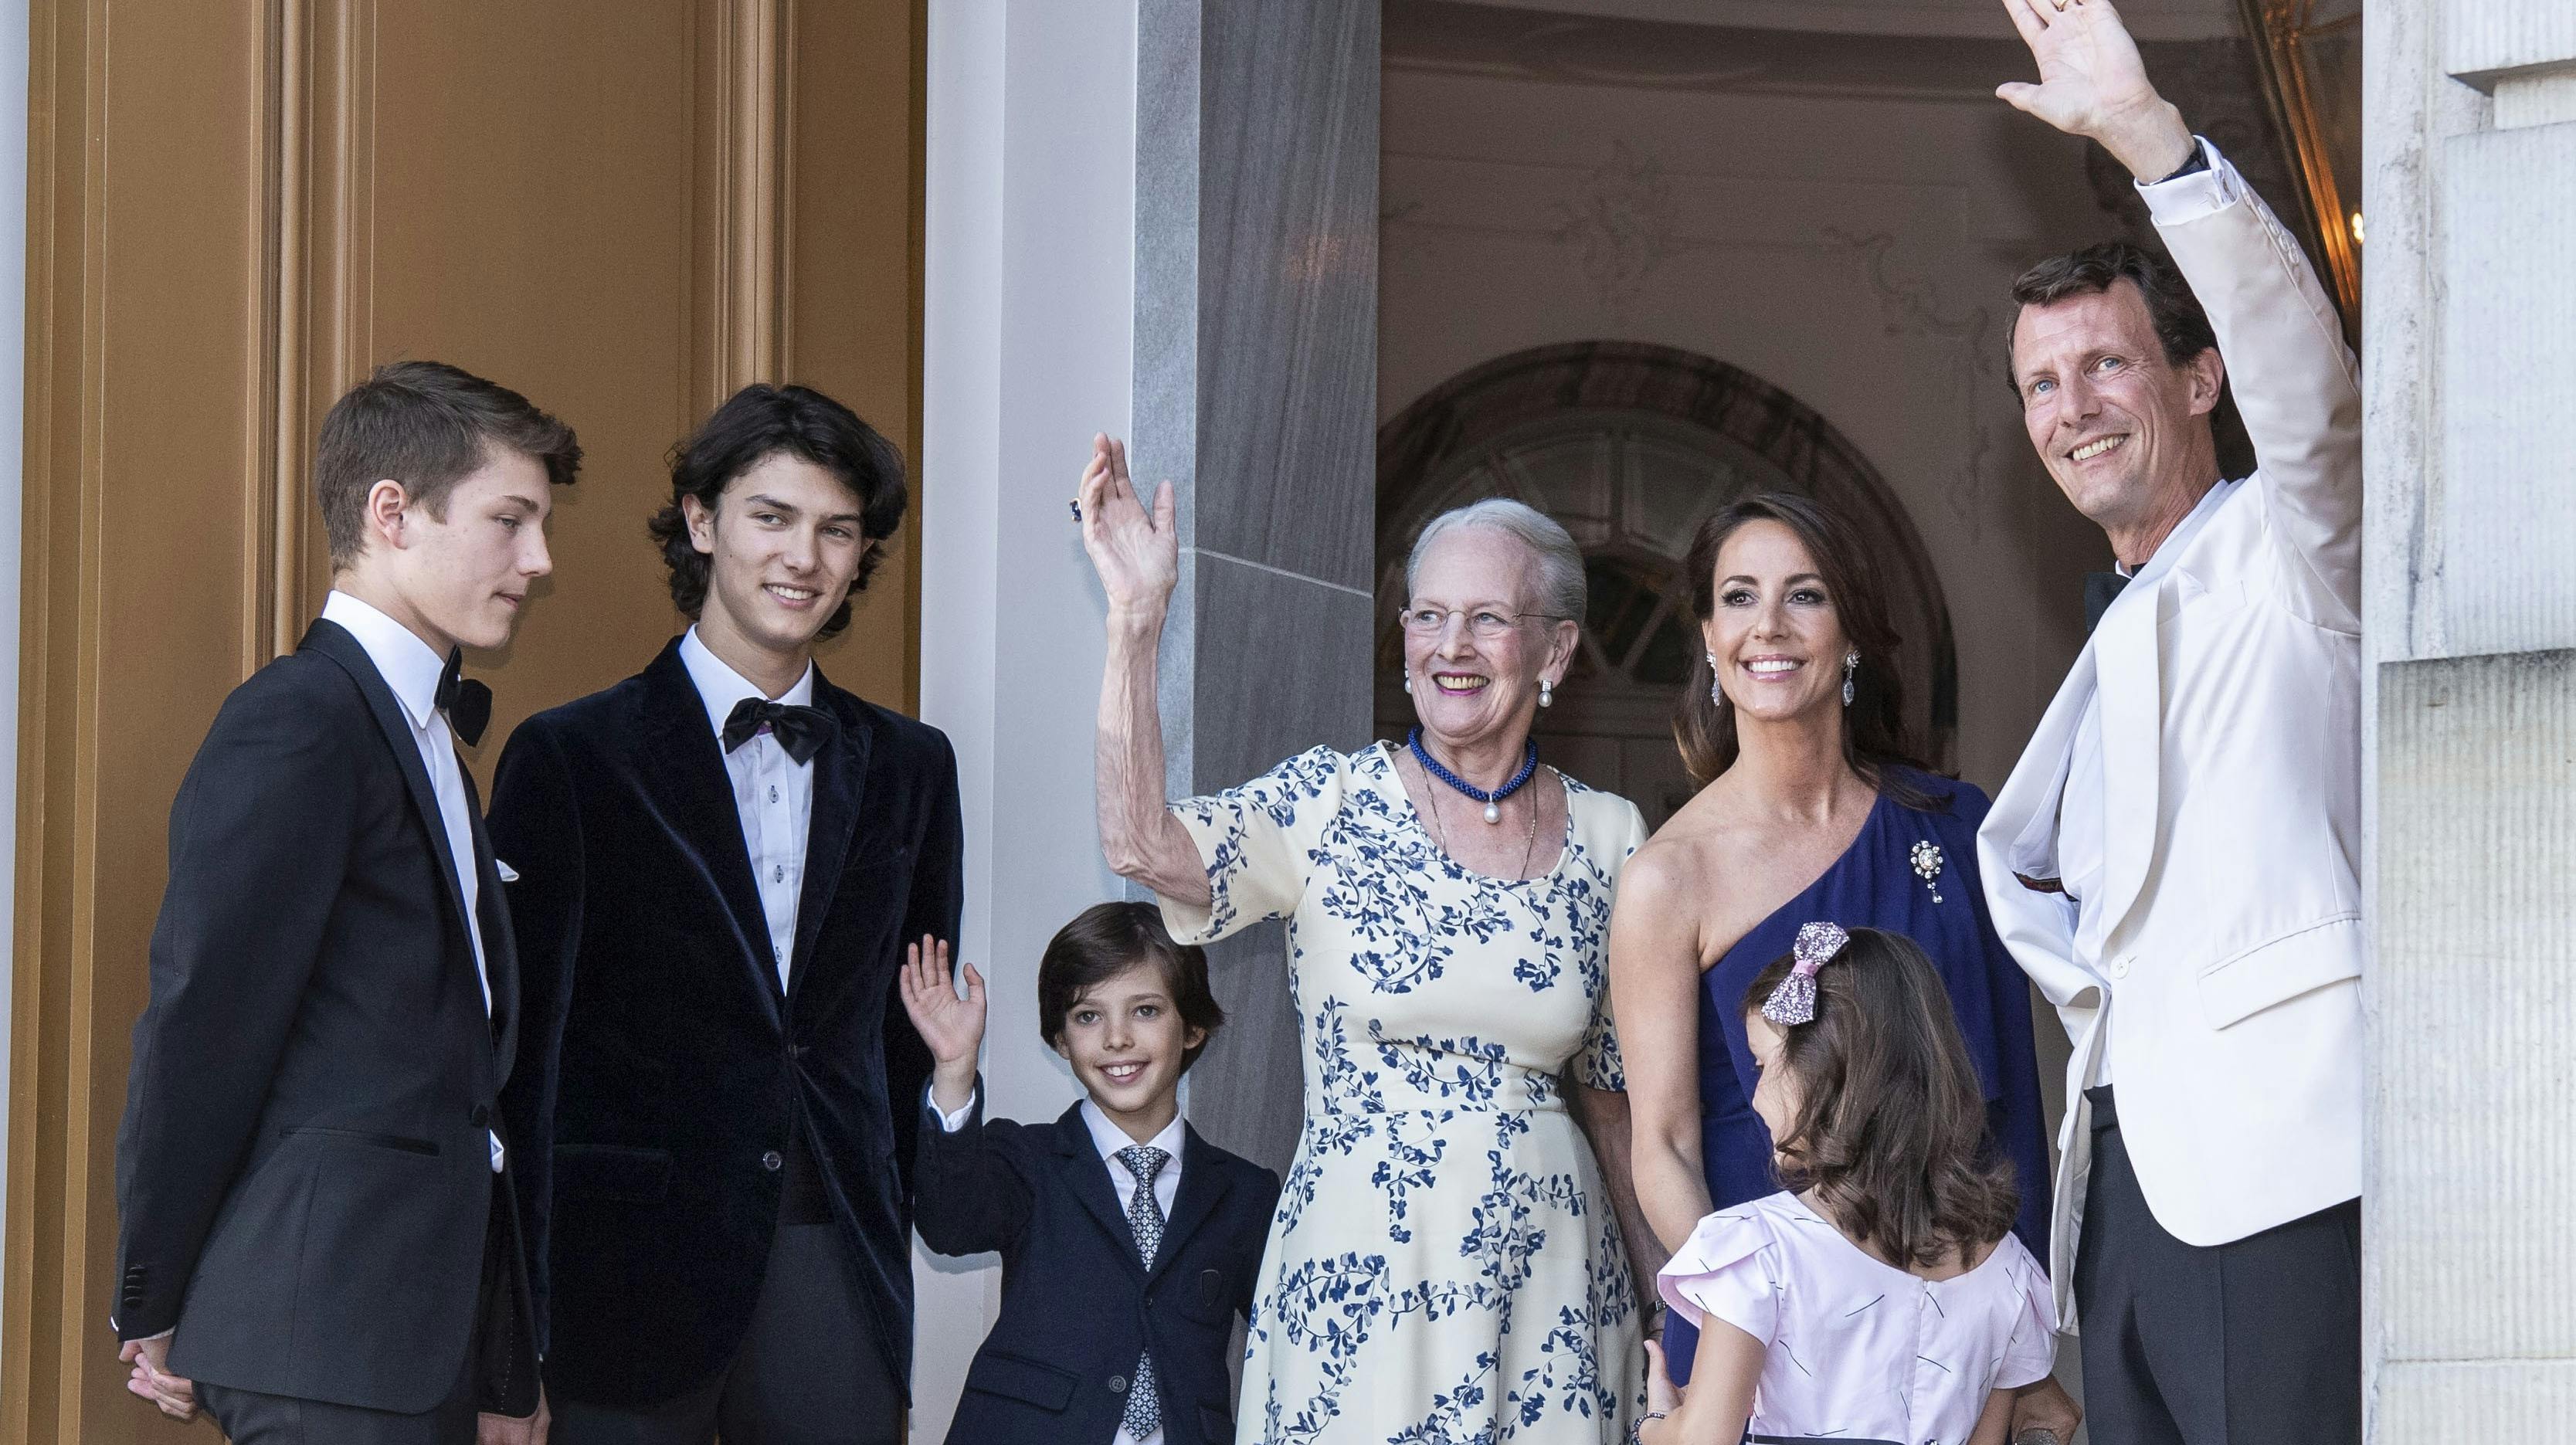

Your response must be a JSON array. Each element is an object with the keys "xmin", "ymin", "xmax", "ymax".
[{"xmin": 1079, "ymin": 434, "xmax": 1651, "ymax": 1442}]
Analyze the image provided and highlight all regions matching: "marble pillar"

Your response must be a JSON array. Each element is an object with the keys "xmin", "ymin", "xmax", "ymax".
[
  {"xmin": 915, "ymin": 2, "xmax": 1376, "ymax": 1435},
  {"xmin": 2363, "ymin": 2, "xmax": 2576, "ymax": 1437},
  {"xmin": 1136, "ymin": 0, "xmax": 1380, "ymax": 1179}
]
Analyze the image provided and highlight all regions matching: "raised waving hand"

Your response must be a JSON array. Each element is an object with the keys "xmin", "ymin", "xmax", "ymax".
[
  {"xmin": 1077, "ymin": 433, "xmax": 1179, "ymax": 621},
  {"xmin": 898, "ymin": 935, "xmax": 984, "ymax": 1115},
  {"xmin": 1994, "ymin": 0, "xmax": 2194, "ymax": 180}
]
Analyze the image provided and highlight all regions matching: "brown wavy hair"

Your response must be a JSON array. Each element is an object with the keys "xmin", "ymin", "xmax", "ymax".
[
  {"xmin": 1742, "ymin": 927, "xmax": 2020, "ymax": 1270},
  {"xmin": 1673, "ymin": 492, "xmax": 1945, "ymax": 810}
]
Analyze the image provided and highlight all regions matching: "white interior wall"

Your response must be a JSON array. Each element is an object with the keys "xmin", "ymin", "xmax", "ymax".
[
  {"xmin": 915, "ymin": 2, "xmax": 1140, "ymax": 1437},
  {"xmin": 1380, "ymin": 63, "xmax": 2115, "ymax": 794}
]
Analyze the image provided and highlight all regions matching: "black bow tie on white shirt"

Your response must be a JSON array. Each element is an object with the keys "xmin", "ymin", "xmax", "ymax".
[
  {"xmin": 436, "ymin": 648, "xmax": 493, "ymax": 747},
  {"xmin": 722, "ymin": 697, "xmax": 834, "ymax": 765}
]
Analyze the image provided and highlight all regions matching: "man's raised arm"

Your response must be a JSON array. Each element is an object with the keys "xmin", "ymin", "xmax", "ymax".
[{"xmin": 1998, "ymin": 0, "xmax": 2360, "ymax": 619}]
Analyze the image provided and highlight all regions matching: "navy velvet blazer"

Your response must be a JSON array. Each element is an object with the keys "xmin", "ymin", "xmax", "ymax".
[
  {"xmin": 918, "ymin": 1088, "xmax": 1280, "ymax": 1445},
  {"xmin": 490, "ymin": 637, "xmax": 963, "ymax": 1406}
]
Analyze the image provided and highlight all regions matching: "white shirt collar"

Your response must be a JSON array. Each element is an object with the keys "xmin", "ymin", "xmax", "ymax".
[
  {"xmin": 1078, "ymin": 1097, "xmax": 1186, "ymax": 1169},
  {"xmin": 2121, "ymin": 476, "xmax": 2238, "ymax": 585},
  {"xmin": 677, "ymin": 626, "xmax": 816, "ymax": 738},
  {"xmin": 322, "ymin": 590, "xmax": 449, "ymax": 731}
]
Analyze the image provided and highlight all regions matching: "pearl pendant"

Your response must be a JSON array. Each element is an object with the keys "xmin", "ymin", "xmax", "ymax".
[{"xmin": 1483, "ymin": 801, "xmax": 1502, "ymax": 824}]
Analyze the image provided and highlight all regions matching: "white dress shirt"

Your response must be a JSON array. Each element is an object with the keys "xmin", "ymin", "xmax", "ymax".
[
  {"xmin": 931, "ymin": 1087, "xmax": 1184, "ymax": 1445},
  {"xmin": 321, "ymin": 590, "xmax": 503, "ymax": 1172},
  {"xmin": 678, "ymin": 627, "xmax": 816, "ymax": 991}
]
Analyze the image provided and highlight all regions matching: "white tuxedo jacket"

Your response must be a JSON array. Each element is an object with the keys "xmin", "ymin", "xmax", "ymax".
[{"xmin": 1976, "ymin": 143, "xmax": 2364, "ymax": 1326}]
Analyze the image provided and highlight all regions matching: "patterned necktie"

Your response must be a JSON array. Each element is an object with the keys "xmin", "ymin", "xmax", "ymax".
[{"xmin": 1115, "ymin": 1144, "xmax": 1170, "ymax": 1440}]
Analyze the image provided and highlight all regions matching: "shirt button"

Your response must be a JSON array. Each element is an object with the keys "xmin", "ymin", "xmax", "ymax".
[
  {"xmin": 2108, "ymin": 956, "xmax": 2132, "ymax": 979},
  {"xmin": 769, "ymin": 785, "xmax": 779, "ymax": 804},
  {"xmin": 773, "ymin": 864, "xmax": 786, "ymax": 883},
  {"xmin": 761, "ymin": 1150, "xmax": 784, "ymax": 1172},
  {"xmin": 1107, "ymin": 1375, "xmax": 1128, "ymax": 1394}
]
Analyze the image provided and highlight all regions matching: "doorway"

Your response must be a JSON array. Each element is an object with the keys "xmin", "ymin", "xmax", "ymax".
[{"xmin": 1376, "ymin": 341, "xmax": 1955, "ymax": 829}]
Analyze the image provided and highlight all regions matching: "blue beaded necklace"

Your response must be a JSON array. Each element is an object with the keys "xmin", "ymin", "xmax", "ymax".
[{"xmin": 1407, "ymin": 727, "xmax": 1538, "ymax": 825}]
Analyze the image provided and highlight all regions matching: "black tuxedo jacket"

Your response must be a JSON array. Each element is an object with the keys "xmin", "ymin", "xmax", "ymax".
[
  {"xmin": 917, "ymin": 1090, "xmax": 1281, "ymax": 1445},
  {"xmin": 113, "ymin": 619, "xmax": 536, "ymax": 1414},
  {"xmin": 490, "ymin": 637, "xmax": 963, "ymax": 1406}
]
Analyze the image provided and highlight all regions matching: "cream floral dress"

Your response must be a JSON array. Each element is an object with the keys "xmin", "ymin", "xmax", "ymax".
[{"xmin": 1159, "ymin": 743, "xmax": 1646, "ymax": 1443}]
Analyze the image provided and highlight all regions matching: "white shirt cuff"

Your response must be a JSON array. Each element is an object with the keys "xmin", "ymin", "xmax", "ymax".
[
  {"xmin": 925, "ymin": 1081, "xmax": 978, "ymax": 1132},
  {"xmin": 2136, "ymin": 136, "xmax": 2238, "ymax": 226}
]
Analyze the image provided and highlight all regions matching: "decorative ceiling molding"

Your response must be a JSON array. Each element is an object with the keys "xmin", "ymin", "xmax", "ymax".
[
  {"xmin": 1424, "ymin": 0, "xmax": 2242, "ymax": 43},
  {"xmin": 1386, "ymin": 0, "xmax": 2248, "ymax": 101}
]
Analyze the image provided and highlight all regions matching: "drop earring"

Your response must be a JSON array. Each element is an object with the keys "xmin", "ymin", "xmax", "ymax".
[
  {"xmin": 1841, "ymin": 650, "xmax": 1859, "ymax": 707},
  {"xmin": 1539, "ymin": 679, "xmax": 1554, "ymax": 709},
  {"xmin": 1403, "ymin": 675, "xmax": 1412, "ymax": 695},
  {"xmin": 1707, "ymin": 651, "xmax": 1726, "ymax": 708}
]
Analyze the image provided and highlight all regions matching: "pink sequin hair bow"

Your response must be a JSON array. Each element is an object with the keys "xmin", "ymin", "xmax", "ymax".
[{"xmin": 1760, "ymin": 921, "xmax": 1851, "ymax": 1026}]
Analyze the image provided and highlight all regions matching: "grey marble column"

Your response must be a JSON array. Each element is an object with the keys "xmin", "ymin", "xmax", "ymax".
[
  {"xmin": 1132, "ymin": 0, "xmax": 1380, "ymax": 1177},
  {"xmin": 2363, "ymin": 4, "xmax": 2576, "ymax": 1438}
]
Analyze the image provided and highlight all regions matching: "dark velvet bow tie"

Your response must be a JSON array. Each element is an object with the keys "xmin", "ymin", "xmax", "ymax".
[
  {"xmin": 2083, "ymin": 571, "xmax": 2130, "ymax": 635},
  {"xmin": 436, "ymin": 648, "xmax": 493, "ymax": 747},
  {"xmin": 722, "ymin": 697, "xmax": 833, "ymax": 765}
]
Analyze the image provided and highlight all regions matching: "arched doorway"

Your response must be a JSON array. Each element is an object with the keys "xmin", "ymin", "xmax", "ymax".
[{"xmin": 1377, "ymin": 341, "xmax": 1956, "ymax": 829}]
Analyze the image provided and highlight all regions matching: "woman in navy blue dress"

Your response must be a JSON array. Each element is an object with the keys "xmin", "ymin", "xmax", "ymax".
[{"xmin": 1608, "ymin": 494, "xmax": 2075, "ymax": 1437}]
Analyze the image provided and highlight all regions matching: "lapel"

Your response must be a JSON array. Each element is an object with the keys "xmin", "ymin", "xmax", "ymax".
[
  {"xmin": 640, "ymin": 639, "xmax": 784, "ymax": 1025},
  {"xmin": 1148, "ymin": 1124, "xmax": 1237, "ymax": 1284},
  {"xmin": 463, "ymin": 768, "xmax": 518, "ymax": 1084},
  {"xmin": 1050, "ymin": 1105, "xmax": 1147, "ymax": 1277},
  {"xmin": 302, "ymin": 619, "xmax": 480, "ymax": 991},
  {"xmin": 786, "ymin": 673, "xmax": 873, "ymax": 1000},
  {"xmin": 1990, "ymin": 644, "xmax": 2099, "ymax": 883},
  {"xmin": 2089, "ymin": 577, "xmax": 2164, "ymax": 945}
]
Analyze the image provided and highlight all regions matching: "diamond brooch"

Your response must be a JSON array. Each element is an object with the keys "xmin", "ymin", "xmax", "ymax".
[{"xmin": 1909, "ymin": 840, "xmax": 1946, "ymax": 904}]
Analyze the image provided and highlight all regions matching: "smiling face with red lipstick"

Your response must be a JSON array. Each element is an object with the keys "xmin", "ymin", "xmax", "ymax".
[{"xmin": 1702, "ymin": 518, "xmax": 1852, "ymax": 731}]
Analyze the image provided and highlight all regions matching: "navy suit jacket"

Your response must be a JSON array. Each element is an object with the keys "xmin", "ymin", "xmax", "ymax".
[
  {"xmin": 917, "ymin": 1087, "xmax": 1280, "ymax": 1445},
  {"xmin": 490, "ymin": 637, "xmax": 962, "ymax": 1405}
]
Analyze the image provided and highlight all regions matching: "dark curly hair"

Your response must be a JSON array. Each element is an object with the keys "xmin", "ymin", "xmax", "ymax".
[
  {"xmin": 1742, "ymin": 926, "xmax": 2020, "ymax": 1272},
  {"xmin": 647, "ymin": 384, "xmax": 908, "ymax": 640}
]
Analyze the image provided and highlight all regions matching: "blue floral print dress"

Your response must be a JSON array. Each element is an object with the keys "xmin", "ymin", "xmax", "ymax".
[{"xmin": 1159, "ymin": 743, "xmax": 1646, "ymax": 1443}]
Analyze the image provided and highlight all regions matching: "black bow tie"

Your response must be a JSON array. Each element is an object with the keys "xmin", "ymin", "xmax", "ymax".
[
  {"xmin": 723, "ymin": 697, "xmax": 833, "ymax": 765},
  {"xmin": 2083, "ymin": 571, "xmax": 2130, "ymax": 635},
  {"xmin": 436, "ymin": 648, "xmax": 493, "ymax": 747}
]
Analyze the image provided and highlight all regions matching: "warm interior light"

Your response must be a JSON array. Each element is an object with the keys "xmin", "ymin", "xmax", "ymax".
[{"xmin": 2350, "ymin": 211, "xmax": 2365, "ymax": 245}]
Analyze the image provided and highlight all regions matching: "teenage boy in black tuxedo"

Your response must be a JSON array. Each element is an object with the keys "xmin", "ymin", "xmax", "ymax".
[
  {"xmin": 112, "ymin": 361, "xmax": 580, "ymax": 1444},
  {"xmin": 491, "ymin": 384, "xmax": 963, "ymax": 1444},
  {"xmin": 901, "ymin": 904, "xmax": 1281, "ymax": 1445}
]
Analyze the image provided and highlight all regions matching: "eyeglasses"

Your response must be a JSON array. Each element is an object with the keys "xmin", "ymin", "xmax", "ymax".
[{"xmin": 1397, "ymin": 606, "xmax": 1566, "ymax": 639}]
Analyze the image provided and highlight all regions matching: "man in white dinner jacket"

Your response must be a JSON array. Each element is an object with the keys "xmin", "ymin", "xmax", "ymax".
[{"xmin": 1977, "ymin": 2, "xmax": 2363, "ymax": 1441}]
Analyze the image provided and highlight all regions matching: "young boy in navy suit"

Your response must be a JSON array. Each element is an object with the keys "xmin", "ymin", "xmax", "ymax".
[{"xmin": 900, "ymin": 903, "xmax": 1280, "ymax": 1445}]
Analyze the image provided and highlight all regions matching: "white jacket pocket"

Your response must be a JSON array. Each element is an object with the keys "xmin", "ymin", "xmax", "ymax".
[{"xmin": 2195, "ymin": 913, "xmax": 2361, "ymax": 1029}]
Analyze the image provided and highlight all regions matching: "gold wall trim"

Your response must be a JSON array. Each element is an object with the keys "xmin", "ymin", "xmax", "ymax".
[{"xmin": 697, "ymin": 0, "xmax": 796, "ymax": 412}]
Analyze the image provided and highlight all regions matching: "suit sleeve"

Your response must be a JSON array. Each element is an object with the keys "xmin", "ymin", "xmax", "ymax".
[
  {"xmin": 911, "ymin": 1080, "xmax": 1034, "ymax": 1257},
  {"xmin": 112, "ymin": 677, "xmax": 359, "ymax": 1341},
  {"xmin": 2146, "ymin": 140, "xmax": 2362, "ymax": 627},
  {"xmin": 1238, "ymin": 1165, "xmax": 1284, "ymax": 1320},
  {"xmin": 488, "ymin": 717, "xmax": 586, "ymax": 1355},
  {"xmin": 884, "ymin": 728, "xmax": 966, "ymax": 1213}
]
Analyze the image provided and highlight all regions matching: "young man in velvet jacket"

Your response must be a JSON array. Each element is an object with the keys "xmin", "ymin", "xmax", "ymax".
[{"xmin": 490, "ymin": 384, "xmax": 963, "ymax": 1444}]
